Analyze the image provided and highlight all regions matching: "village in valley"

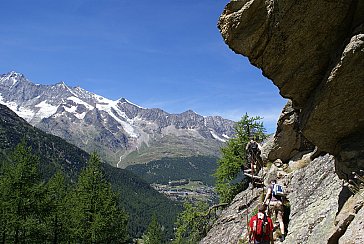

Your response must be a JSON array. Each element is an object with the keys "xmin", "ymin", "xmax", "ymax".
[{"xmin": 151, "ymin": 179, "xmax": 218, "ymax": 204}]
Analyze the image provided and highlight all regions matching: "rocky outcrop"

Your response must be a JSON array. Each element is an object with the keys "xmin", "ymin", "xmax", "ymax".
[
  {"xmin": 266, "ymin": 100, "xmax": 314, "ymax": 163},
  {"xmin": 332, "ymin": 191, "xmax": 364, "ymax": 244},
  {"xmin": 218, "ymin": 0, "xmax": 364, "ymax": 161},
  {"xmin": 201, "ymin": 153, "xmax": 364, "ymax": 243},
  {"xmin": 212, "ymin": 1, "xmax": 364, "ymax": 243},
  {"xmin": 284, "ymin": 154, "xmax": 342, "ymax": 243},
  {"xmin": 337, "ymin": 195, "xmax": 364, "ymax": 244},
  {"xmin": 200, "ymin": 187, "xmax": 264, "ymax": 244}
]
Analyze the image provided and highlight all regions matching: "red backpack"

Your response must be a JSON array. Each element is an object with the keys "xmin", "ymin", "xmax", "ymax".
[{"xmin": 252, "ymin": 213, "xmax": 269, "ymax": 241}]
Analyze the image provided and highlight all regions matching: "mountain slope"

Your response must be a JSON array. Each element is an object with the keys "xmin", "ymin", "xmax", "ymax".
[
  {"xmin": 0, "ymin": 104, "xmax": 181, "ymax": 238},
  {"xmin": 126, "ymin": 155, "xmax": 219, "ymax": 186},
  {"xmin": 0, "ymin": 71, "xmax": 235, "ymax": 167}
]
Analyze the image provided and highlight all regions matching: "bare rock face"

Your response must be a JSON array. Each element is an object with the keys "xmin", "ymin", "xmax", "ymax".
[
  {"xmin": 201, "ymin": 154, "xmax": 355, "ymax": 243},
  {"xmin": 210, "ymin": 1, "xmax": 364, "ymax": 243},
  {"xmin": 284, "ymin": 154, "xmax": 342, "ymax": 243},
  {"xmin": 268, "ymin": 100, "xmax": 314, "ymax": 163},
  {"xmin": 338, "ymin": 198, "xmax": 364, "ymax": 244},
  {"xmin": 218, "ymin": 0, "xmax": 364, "ymax": 157},
  {"xmin": 332, "ymin": 191, "xmax": 364, "ymax": 244},
  {"xmin": 200, "ymin": 187, "xmax": 264, "ymax": 244}
]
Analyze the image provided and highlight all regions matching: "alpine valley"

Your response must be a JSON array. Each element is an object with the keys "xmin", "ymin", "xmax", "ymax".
[{"xmin": 0, "ymin": 71, "xmax": 236, "ymax": 167}]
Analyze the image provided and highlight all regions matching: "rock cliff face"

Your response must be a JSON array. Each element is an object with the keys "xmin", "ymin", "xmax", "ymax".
[
  {"xmin": 201, "ymin": 186, "xmax": 264, "ymax": 244},
  {"xmin": 284, "ymin": 154, "xmax": 342, "ymax": 243},
  {"xmin": 202, "ymin": 0, "xmax": 364, "ymax": 243},
  {"xmin": 201, "ymin": 152, "xmax": 364, "ymax": 243},
  {"xmin": 218, "ymin": 0, "xmax": 364, "ymax": 166},
  {"xmin": 266, "ymin": 100, "xmax": 314, "ymax": 163}
]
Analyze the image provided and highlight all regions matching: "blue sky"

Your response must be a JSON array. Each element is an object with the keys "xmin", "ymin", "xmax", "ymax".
[{"xmin": 0, "ymin": 0, "xmax": 286, "ymax": 133}]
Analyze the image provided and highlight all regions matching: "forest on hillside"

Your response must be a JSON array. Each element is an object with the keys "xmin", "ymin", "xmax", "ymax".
[
  {"xmin": 0, "ymin": 105, "xmax": 182, "ymax": 241},
  {"xmin": 126, "ymin": 156, "xmax": 219, "ymax": 186}
]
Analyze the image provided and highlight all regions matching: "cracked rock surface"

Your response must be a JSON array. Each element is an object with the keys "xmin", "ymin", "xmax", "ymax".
[{"xmin": 219, "ymin": 0, "xmax": 364, "ymax": 156}]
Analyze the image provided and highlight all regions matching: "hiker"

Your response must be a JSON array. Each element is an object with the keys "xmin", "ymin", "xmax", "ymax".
[
  {"xmin": 248, "ymin": 203, "xmax": 274, "ymax": 244},
  {"xmin": 246, "ymin": 137, "xmax": 263, "ymax": 175},
  {"xmin": 263, "ymin": 179, "xmax": 286, "ymax": 242}
]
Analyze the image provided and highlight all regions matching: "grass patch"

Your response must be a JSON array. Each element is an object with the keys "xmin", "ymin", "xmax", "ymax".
[
  {"xmin": 265, "ymin": 161, "xmax": 273, "ymax": 170},
  {"xmin": 287, "ymin": 156, "xmax": 311, "ymax": 172}
]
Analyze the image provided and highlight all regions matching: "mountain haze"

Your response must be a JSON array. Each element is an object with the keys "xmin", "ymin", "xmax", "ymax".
[{"xmin": 0, "ymin": 71, "xmax": 236, "ymax": 167}]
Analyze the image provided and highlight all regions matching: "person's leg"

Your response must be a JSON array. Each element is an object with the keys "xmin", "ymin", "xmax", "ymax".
[
  {"xmin": 256, "ymin": 155, "xmax": 263, "ymax": 171},
  {"xmin": 271, "ymin": 201, "xmax": 285, "ymax": 240},
  {"xmin": 250, "ymin": 155, "xmax": 255, "ymax": 176},
  {"xmin": 269, "ymin": 201, "xmax": 278, "ymax": 220},
  {"xmin": 277, "ymin": 210, "xmax": 285, "ymax": 236}
]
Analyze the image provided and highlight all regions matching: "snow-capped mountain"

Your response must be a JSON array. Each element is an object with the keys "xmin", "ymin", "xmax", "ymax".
[{"xmin": 0, "ymin": 71, "xmax": 236, "ymax": 167}]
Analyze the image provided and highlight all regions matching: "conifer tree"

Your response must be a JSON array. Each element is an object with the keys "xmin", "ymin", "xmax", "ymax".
[
  {"xmin": 214, "ymin": 114, "xmax": 266, "ymax": 203},
  {"xmin": 67, "ymin": 152, "xmax": 128, "ymax": 243},
  {"xmin": 44, "ymin": 171, "xmax": 69, "ymax": 243},
  {"xmin": 0, "ymin": 140, "xmax": 47, "ymax": 243},
  {"xmin": 173, "ymin": 202, "xmax": 210, "ymax": 244},
  {"xmin": 143, "ymin": 213, "xmax": 165, "ymax": 244}
]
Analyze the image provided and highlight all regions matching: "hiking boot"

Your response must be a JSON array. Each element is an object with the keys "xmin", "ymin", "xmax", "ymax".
[{"xmin": 279, "ymin": 234, "xmax": 285, "ymax": 242}]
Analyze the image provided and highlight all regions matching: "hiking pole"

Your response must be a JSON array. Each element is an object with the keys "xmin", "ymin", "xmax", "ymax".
[{"xmin": 245, "ymin": 191, "xmax": 252, "ymax": 244}]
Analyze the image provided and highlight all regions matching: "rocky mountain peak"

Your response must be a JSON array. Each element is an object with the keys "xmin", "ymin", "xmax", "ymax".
[
  {"xmin": 0, "ymin": 71, "xmax": 28, "ymax": 87},
  {"xmin": 0, "ymin": 72, "xmax": 236, "ymax": 166},
  {"xmin": 117, "ymin": 97, "xmax": 129, "ymax": 104},
  {"xmin": 181, "ymin": 109, "xmax": 196, "ymax": 115},
  {"xmin": 3, "ymin": 71, "xmax": 25, "ymax": 79}
]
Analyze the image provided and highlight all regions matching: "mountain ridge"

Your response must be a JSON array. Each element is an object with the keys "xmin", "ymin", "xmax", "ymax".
[{"xmin": 0, "ymin": 71, "xmax": 236, "ymax": 167}]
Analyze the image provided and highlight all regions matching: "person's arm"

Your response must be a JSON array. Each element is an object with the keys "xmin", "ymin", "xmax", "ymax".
[
  {"xmin": 264, "ymin": 187, "xmax": 272, "ymax": 205},
  {"xmin": 248, "ymin": 226, "xmax": 252, "ymax": 241},
  {"xmin": 248, "ymin": 218, "xmax": 253, "ymax": 241},
  {"xmin": 257, "ymin": 142, "xmax": 262, "ymax": 151}
]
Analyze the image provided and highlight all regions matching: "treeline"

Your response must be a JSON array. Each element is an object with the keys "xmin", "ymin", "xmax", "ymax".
[
  {"xmin": 104, "ymin": 164, "xmax": 182, "ymax": 238},
  {"xmin": 0, "ymin": 140, "xmax": 128, "ymax": 243},
  {"xmin": 0, "ymin": 104, "xmax": 182, "ymax": 240},
  {"xmin": 126, "ymin": 156, "xmax": 219, "ymax": 186}
]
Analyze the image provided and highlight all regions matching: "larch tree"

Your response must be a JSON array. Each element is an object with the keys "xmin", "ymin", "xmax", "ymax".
[
  {"xmin": 143, "ymin": 213, "xmax": 165, "ymax": 244},
  {"xmin": 173, "ymin": 201, "xmax": 210, "ymax": 244},
  {"xmin": 44, "ymin": 171, "xmax": 70, "ymax": 243},
  {"xmin": 67, "ymin": 152, "xmax": 128, "ymax": 243},
  {"xmin": 214, "ymin": 114, "xmax": 266, "ymax": 203},
  {"xmin": 0, "ymin": 140, "xmax": 47, "ymax": 243}
]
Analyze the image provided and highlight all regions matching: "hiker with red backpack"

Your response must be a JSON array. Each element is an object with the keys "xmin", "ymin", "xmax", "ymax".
[{"xmin": 248, "ymin": 203, "xmax": 274, "ymax": 244}]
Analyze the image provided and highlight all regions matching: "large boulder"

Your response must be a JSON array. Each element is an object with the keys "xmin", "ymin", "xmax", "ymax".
[
  {"xmin": 218, "ymin": 0, "xmax": 364, "ymax": 158},
  {"xmin": 268, "ymin": 100, "xmax": 314, "ymax": 163}
]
